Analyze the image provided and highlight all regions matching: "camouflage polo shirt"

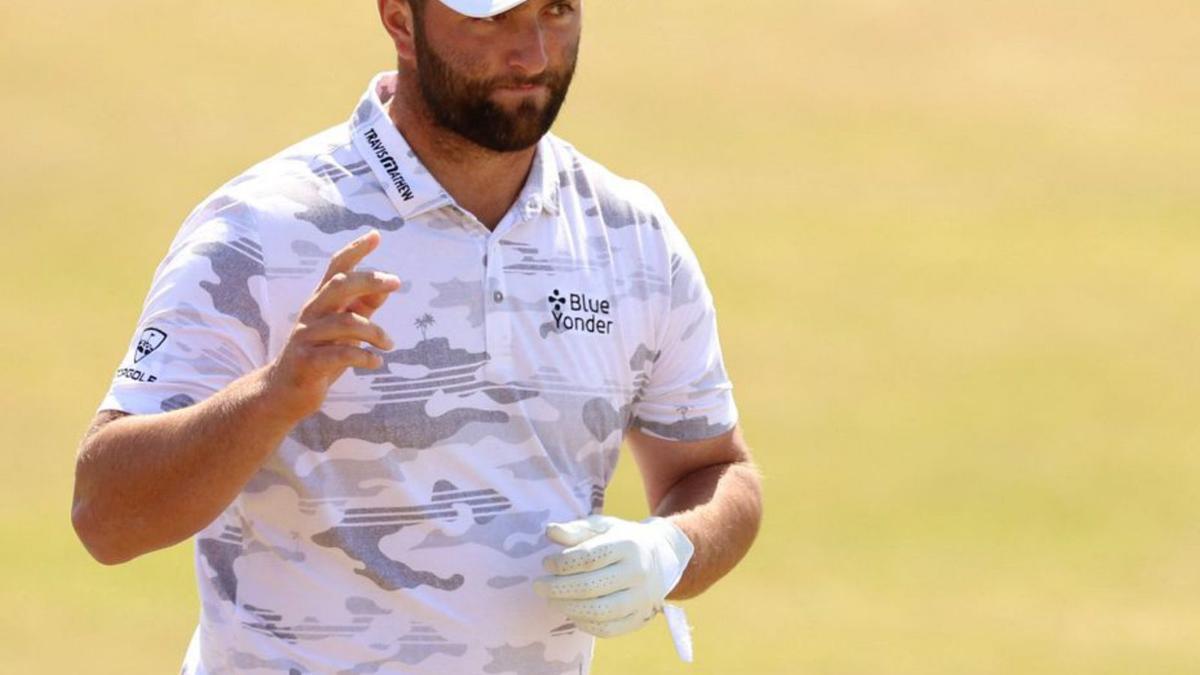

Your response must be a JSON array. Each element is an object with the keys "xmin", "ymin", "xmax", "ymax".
[{"xmin": 99, "ymin": 72, "xmax": 738, "ymax": 675}]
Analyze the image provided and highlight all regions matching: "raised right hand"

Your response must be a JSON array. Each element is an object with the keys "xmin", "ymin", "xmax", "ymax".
[{"xmin": 264, "ymin": 230, "xmax": 401, "ymax": 421}]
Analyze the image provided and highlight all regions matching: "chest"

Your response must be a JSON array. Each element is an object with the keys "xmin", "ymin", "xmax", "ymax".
[{"xmin": 266, "ymin": 219, "xmax": 661, "ymax": 414}]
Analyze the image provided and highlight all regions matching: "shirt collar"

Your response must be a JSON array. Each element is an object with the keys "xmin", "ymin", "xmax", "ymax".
[
  {"xmin": 349, "ymin": 72, "xmax": 451, "ymax": 220},
  {"xmin": 349, "ymin": 71, "xmax": 561, "ymax": 222},
  {"xmin": 516, "ymin": 132, "xmax": 562, "ymax": 219}
]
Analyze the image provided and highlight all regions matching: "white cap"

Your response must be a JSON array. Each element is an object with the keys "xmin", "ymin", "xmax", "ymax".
[{"xmin": 437, "ymin": 0, "xmax": 528, "ymax": 18}]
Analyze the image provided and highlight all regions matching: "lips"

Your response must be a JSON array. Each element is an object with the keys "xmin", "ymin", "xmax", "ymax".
[{"xmin": 495, "ymin": 82, "xmax": 547, "ymax": 93}]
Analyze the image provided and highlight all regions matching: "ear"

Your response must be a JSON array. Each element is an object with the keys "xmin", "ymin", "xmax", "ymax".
[{"xmin": 378, "ymin": 0, "xmax": 418, "ymax": 65}]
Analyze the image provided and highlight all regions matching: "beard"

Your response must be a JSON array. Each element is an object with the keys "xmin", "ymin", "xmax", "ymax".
[{"xmin": 413, "ymin": 27, "xmax": 578, "ymax": 153}]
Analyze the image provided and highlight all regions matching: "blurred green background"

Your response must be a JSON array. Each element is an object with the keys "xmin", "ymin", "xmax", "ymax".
[{"xmin": 3, "ymin": 0, "xmax": 1199, "ymax": 672}]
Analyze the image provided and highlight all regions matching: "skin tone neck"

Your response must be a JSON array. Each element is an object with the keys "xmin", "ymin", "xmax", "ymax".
[
  {"xmin": 388, "ymin": 91, "xmax": 535, "ymax": 231},
  {"xmin": 379, "ymin": 0, "xmax": 580, "ymax": 230}
]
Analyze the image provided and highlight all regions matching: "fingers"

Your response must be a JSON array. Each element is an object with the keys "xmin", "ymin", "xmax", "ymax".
[
  {"xmin": 546, "ymin": 520, "xmax": 603, "ymax": 547},
  {"xmin": 535, "ymin": 515, "xmax": 661, "ymax": 641},
  {"xmin": 575, "ymin": 610, "xmax": 655, "ymax": 639},
  {"xmin": 320, "ymin": 230, "xmax": 381, "ymax": 287},
  {"xmin": 346, "ymin": 289, "xmax": 393, "ymax": 320},
  {"xmin": 310, "ymin": 231, "xmax": 401, "ymax": 320},
  {"xmin": 533, "ymin": 560, "xmax": 633, "ymax": 601},
  {"xmin": 542, "ymin": 538, "xmax": 629, "ymax": 576},
  {"xmin": 311, "ymin": 344, "xmax": 385, "ymax": 371},
  {"xmin": 264, "ymin": 232, "xmax": 396, "ymax": 421},
  {"xmin": 296, "ymin": 312, "xmax": 394, "ymax": 351},
  {"xmin": 304, "ymin": 270, "xmax": 402, "ymax": 320},
  {"xmin": 549, "ymin": 589, "xmax": 640, "ymax": 624}
]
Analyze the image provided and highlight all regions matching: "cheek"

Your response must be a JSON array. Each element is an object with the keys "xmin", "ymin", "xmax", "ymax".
[
  {"xmin": 463, "ymin": 52, "xmax": 510, "ymax": 85},
  {"xmin": 549, "ymin": 33, "xmax": 581, "ymax": 66},
  {"xmin": 427, "ymin": 35, "xmax": 491, "ymax": 80}
]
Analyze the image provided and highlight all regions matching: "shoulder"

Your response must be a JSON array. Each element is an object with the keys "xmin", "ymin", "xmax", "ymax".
[
  {"xmin": 176, "ymin": 123, "xmax": 366, "ymax": 245},
  {"xmin": 545, "ymin": 135, "xmax": 700, "ymax": 279},
  {"xmin": 545, "ymin": 135, "xmax": 677, "ymax": 236}
]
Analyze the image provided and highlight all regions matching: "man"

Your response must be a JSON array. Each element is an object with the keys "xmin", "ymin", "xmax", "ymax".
[{"xmin": 71, "ymin": 0, "xmax": 762, "ymax": 672}]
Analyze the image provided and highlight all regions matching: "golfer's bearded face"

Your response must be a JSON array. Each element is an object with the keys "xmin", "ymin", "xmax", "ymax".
[{"xmin": 412, "ymin": 17, "xmax": 579, "ymax": 152}]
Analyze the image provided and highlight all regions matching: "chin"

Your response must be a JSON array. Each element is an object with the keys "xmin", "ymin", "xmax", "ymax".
[{"xmin": 483, "ymin": 134, "xmax": 544, "ymax": 154}]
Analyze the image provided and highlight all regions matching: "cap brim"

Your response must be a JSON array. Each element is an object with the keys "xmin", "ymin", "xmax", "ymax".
[{"xmin": 436, "ymin": 0, "xmax": 528, "ymax": 18}]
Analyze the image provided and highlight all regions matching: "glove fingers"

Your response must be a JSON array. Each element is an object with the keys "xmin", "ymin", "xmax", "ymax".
[
  {"xmin": 550, "ymin": 588, "xmax": 639, "ymax": 623},
  {"xmin": 542, "ymin": 538, "xmax": 628, "ymax": 575},
  {"xmin": 575, "ymin": 609, "xmax": 655, "ymax": 639},
  {"xmin": 532, "ymin": 563, "xmax": 631, "ymax": 601},
  {"xmin": 546, "ymin": 519, "xmax": 601, "ymax": 547}
]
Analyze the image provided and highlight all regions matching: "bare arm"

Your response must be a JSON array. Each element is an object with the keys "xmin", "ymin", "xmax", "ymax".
[
  {"xmin": 71, "ymin": 231, "xmax": 401, "ymax": 565},
  {"xmin": 625, "ymin": 424, "xmax": 763, "ymax": 600},
  {"xmin": 74, "ymin": 374, "xmax": 303, "ymax": 564}
]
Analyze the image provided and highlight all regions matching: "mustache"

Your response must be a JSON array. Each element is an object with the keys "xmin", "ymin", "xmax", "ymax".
[{"xmin": 487, "ymin": 72, "xmax": 560, "ymax": 89}]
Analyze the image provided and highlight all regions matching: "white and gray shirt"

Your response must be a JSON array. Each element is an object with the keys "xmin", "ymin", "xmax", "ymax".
[{"xmin": 100, "ymin": 72, "xmax": 738, "ymax": 675}]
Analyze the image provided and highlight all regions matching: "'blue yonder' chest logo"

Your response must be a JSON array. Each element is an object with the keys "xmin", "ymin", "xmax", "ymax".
[{"xmin": 548, "ymin": 289, "xmax": 614, "ymax": 335}]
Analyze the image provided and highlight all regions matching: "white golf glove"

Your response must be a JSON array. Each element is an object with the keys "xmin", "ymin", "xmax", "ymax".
[{"xmin": 533, "ymin": 515, "xmax": 696, "ymax": 660}]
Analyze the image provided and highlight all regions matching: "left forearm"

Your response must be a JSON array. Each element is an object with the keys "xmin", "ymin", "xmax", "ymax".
[{"xmin": 655, "ymin": 459, "xmax": 763, "ymax": 599}]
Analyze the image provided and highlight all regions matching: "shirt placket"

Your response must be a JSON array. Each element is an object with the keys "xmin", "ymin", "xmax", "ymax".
[
  {"xmin": 481, "ymin": 195, "xmax": 547, "ymax": 383},
  {"xmin": 482, "ymin": 220, "xmax": 514, "ymax": 383}
]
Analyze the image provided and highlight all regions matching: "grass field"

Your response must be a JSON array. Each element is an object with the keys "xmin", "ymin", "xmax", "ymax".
[{"xmin": 3, "ymin": 1, "xmax": 1199, "ymax": 672}]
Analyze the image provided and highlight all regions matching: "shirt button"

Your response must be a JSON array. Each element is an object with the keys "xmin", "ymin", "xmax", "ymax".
[
  {"xmin": 493, "ymin": 290, "xmax": 504, "ymax": 303},
  {"xmin": 524, "ymin": 198, "xmax": 541, "ymax": 218}
]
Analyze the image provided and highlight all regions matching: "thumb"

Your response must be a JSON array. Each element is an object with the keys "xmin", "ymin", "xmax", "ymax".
[{"xmin": 546, "ymin": 517, "xmax": 609, "ymax": 547}]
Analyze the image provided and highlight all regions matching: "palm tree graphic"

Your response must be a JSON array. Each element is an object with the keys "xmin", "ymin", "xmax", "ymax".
[
  {"xmin": 414, "ymin": 313, "xmax": 436, "ymax": 341},
  {"xmin": 676, "ymin": 405, "xmax": 691, "ymax": 420}
]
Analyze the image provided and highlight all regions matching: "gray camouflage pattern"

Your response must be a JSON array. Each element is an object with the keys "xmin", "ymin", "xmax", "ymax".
[{"xmin": 102, "ymin": 71, "xmax": 736, "ymax": 675}]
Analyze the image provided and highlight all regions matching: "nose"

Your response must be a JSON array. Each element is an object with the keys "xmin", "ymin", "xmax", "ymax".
[{"xmin": 506, "ymin": 18, "xmax": 549, "ymax": 77}]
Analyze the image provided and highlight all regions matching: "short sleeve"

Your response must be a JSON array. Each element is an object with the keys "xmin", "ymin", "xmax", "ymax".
[
  {"xmin": 98, "ymin": 209, "xmax": 270, "ymax": 416},
  {"xmin": 630, "ymin": 219, "xmax": 738, "ymax": 441}
]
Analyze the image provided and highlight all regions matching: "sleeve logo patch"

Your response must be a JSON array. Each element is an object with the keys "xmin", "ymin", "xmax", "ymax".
[{"xmin": 134, "ymin": 327, "xmax": 168, "ymax": 363}]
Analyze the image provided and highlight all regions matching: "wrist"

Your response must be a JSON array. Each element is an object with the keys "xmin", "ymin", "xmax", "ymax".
[
  {"xmin": 241, "ymin": 364, "xmax": 314, "ymax": 429},
  {"xmin": 641, "ymin": 516, "xmax": 695, "ymax": 595}
]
